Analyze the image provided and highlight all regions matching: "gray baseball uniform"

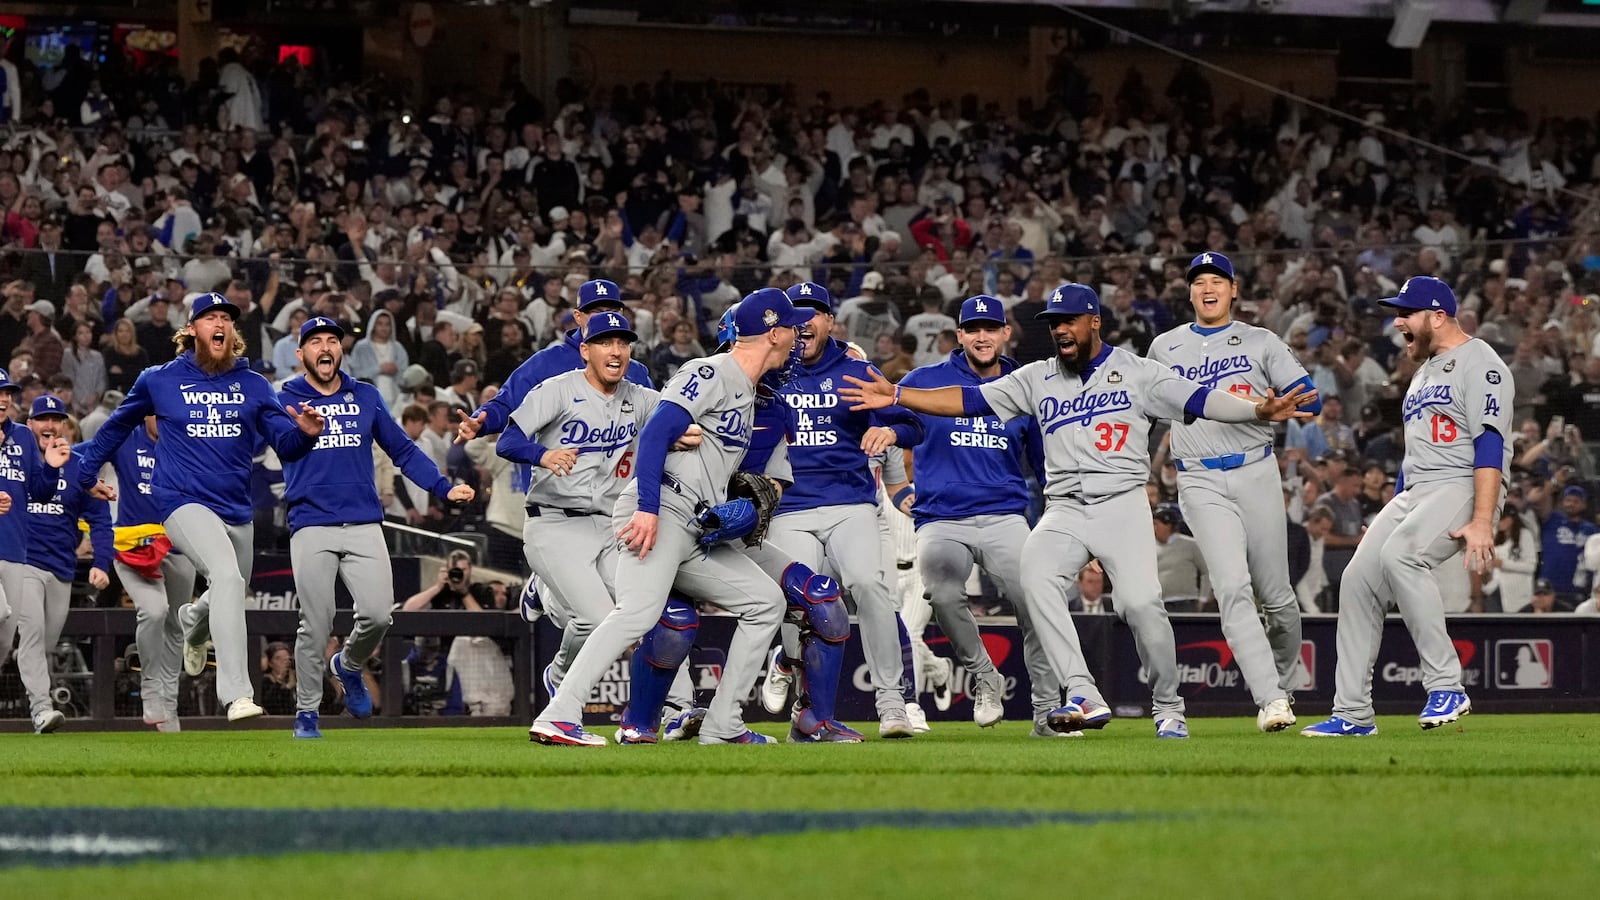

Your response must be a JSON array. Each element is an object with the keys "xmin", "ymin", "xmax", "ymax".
[
  {"xmin": 115, "ymin": 554, "xmax": 197, "ymax": 721},
  {"xmin": 1331, "ymin": 339, "xmax": 1513, "ymax": 726},
  {"xmin": 535, "ymin": 354, "xmax": 783, "ymax": 740},
  {"xmin": 981, "ymin": 347, "xmax": 1215, "ymax": 723},
  {"xmin": 1150, "ymin": 320, "xmax": 1308, "ymax": 707},
  {"xmin": 509, "ymin": 369, "xmax": 659, "ymax": 687}
]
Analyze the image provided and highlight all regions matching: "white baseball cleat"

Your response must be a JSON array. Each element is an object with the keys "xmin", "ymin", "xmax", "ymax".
[
  {"xmin": 226, "ymin": 697, "xmax": 264, "ymax": 722},
  {"xmin": 33, "ymin": 710, "xmax": 65, "ymax": 734},
  {"xmin": 1258, "ymin": 698, "xmax": 1296, "ymax": 732},
  {"xmin": 879, "ymin": 710, "xmax": 916, "ymax": 739},
  {"xmin": 927, "ymin": 656, "xmax": 957, "ymax": 712},
  {"xmin": 156, "ymin": 714, "xmax": 182, "ymax": 733},
  {"xmin": 906, "ymin": 701, "xmax": 931, "ymax": 733},
  {"xmin": 178, "ymin": 603, "xmax": 209, "ymax": 677},
  {"xmin": 759, "ymin": 647, "xmax": 793, "ymax": 715},
  {"xmin": 972, "ymin": 672, "xmax": 1004, "ymax": 728}
]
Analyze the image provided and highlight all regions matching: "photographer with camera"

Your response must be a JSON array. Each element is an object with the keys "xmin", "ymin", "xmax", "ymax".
[{"xmin": 402, "ymin": 549, "xmax": 493, "ymax": 612}]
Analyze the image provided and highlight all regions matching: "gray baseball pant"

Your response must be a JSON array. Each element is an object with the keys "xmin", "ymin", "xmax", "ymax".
[
  {"xmin": 164, "ymin": 504, "xmax": 256, "ymax": 707},
  {"xmin": 13, "ymin": 564, "xmax": 72, "ymax": 719},
  {"xmin": 1176, "ymin": 457, "xmax": 1299, "ymax": 707},
  {"xmin": 524, "ymin": 512, "xmax": 618, "ymax": 688},
  {"xmin": 1019, "ymin": 490, "xmax": 1185, "ymax": 722},
  {"xmin": 920, "ymin": 514, "xmax": 1062, "ymax": 717},
  {"xmin": 290, "ymin": 524, "xmax": 394, "ymax": 713},
  {"xmin": 0, "ymin": 559, "xmax": 28, "ymax": 666},
  {"xmin": 536, "ymin": 498, "xmax": 783, "ymax": 739},
  {"xmin": 770, "ymin": 504, "xmax": 905, "ymax": 717},
  {"xmin": 116, "ymin": 554, "xmax": 197, "ymax": 719},
  {"xmin": 1331, "ymin": 481, "xmax": 1476, "ymax": 727}
]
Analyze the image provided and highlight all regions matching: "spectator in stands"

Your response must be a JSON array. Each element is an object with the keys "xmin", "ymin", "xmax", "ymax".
[
  {"xmin": 434, "ymin": 358, "xmax": 480, "ymax": 412},
  {"xmin": 402, "ymin": 550, "xmax": 493, "ymax": 611},
  {"xmin": 349, "ymin": 308, "xmax": 409, "ymax": 408},
  {"xmin": 1153, "ymin": 505, "xmax": 1209, "ymax": 610},
  {"xmin": 101, "ymin": 317, "xmax": 147, "ymax": 394},
  {"xmin": 60, "ymin": 321, "xmax": 106, "ymax": 417},
  {"xmin": 259, "ymin": 641, "xmax": 297, "ymax": 715},
  {"xmin": 1486, "ymin": 509, "xmax": 1541, "ymax": 614},
  {"xmin": 448, "ymin": 582, "xmax": 515, "ymax": 717},
  {"xmin": 1539, "ymin": 486, "xmax": 1597, "ymax": 608},
  {"xmin": 401, "ymin": 636, "xmax": 463, "ymax": 716},
  {"xmin": 1068, "ymin": 565, "xmax": 1112, "ymax": 615}
]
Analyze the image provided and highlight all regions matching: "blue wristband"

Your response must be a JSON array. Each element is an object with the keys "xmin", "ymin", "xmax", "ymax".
[{"xmin": 892, "ymin": 486, "xmax": 915, "ymax": 510}]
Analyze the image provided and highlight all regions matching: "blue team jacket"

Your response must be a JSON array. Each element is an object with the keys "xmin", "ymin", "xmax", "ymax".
[
  {"xmin": 280, "ymin": 372, "xmax": 453, "ymax": 533},
  {"xmin": 26, "ymin": 454, "xmax": 114, "ymax": 581},
  {"xmin": 775, "ymin": 338, "xmax": 923, "ymax": 514},
  {"xmin": 475, "ymin": 329, "xmax": 654, "ymax": 490},
  {"xmin": 0, "ymin": 419, "xmax": 62, "ymax": 564},
  {"xmin": 76, "ymin": 352, "xmax": 317, "ymax": 526},
  {"xmin": 898, "ymin": 350, "xmax": 1044, "ymax": 528},
  {"xmin": 110, "ymin": 426, "xmax": 164, "ymax": 528}
]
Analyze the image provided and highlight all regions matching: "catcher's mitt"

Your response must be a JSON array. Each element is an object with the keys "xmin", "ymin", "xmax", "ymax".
[{"xmin": 727, "ymin": 470, "xmax": 780, "ymax": 547}]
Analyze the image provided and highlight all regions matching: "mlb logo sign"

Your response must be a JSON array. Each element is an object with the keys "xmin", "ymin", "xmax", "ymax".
[
  {"xmin": 1494, "ymin": 639, "xmax": 1553, "ymax": 689},
  {"xmin": 1288, "ymin": 641, "xmax": 1316, "ymax": 691}
]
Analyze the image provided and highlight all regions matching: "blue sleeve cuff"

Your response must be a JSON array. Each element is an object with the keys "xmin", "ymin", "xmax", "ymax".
[
  {"xmin": 1184, "ymin": 387, "xmax": 1210, "ymax": 421},
  {"xmin": 961, "ymin": 386, "xmax": 993, "ymax": 416},
  {"xmin": 889, "ymin": 423, "xmax": 918, "ymax": 448},
  {"xmin": 1281, "ymin": 375, "xmax": 1322, "ymax": 415},
  {"xmin": 1473, "ymin": 428, "xmax": 1505, "ymax": 470}
]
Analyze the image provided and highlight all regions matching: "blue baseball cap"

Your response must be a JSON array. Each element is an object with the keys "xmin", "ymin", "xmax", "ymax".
[
  {"xmin": 29, "ymin": 394, "xmax": 69, "ymax": 419},
  {"xmin": 576, "ymin": 279, "xmax": 624, "ymax": 311},
  {"xmin": 1035, "ymin": 283, "xmax": 1100, "ymax": 319},
  {"xmin": 0, "ymin": 367, "xmax": 14, "ymax": 392},
  {"xmin": 582, "ymin": 310, "xmax": 638, "ymax": 343},
  {"xmin": 733, "ymin": 288, "xmax": 814, "ymax": 337},
  {"xmin": 1187, "ymin": 251, "xmax": 1235, "ymax": 283},
  {"xmin": 959, "ymin": 295, "xmax": 1007, "ymax": 327},
  {"xmin": 189, "ymin": 291, "xmax": 240, "ymax": 322},
  {"xmin": 785, "ymin": 281, "xmax": 833, "ymax": 314},
  {"xmin": 299, "ymin": 316, "xmax": 345, "ymax": 344},
  {"xmin": 1379, "ymin": 276, "xmax": 1458, "ymax": 316}
]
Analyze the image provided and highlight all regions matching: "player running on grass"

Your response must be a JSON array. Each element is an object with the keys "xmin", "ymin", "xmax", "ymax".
[
  {"xmin": 1148, "ymin": 253, "xmax": 1320, "ymax": 733},
  {"xmin": 841, "ymin": 283, "xmax": 1315, "ymax": 739},
  {"xmin": 75, "ymin": 292, "xmax": 326, "ymax": 723},
  {"xmin": 1302, "ymin": 277, "xmax": 1512, "ymax": 736},
  {"xmin": 279, "ymin": 317, "xmax": 474, "ymax": 739},
  {"xmin": 530, "ymin": 289, "xmax": 813, "ymax": 746}
]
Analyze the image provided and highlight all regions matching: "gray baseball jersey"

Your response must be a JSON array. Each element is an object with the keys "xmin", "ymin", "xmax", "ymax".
[
  {"xmin": 615, "ymin": 353, "xmax": 756, "ymax": 519},
  {"xmin": 1149, "ymin": 321, "xmax": 1308, "ymax": 460},
  {"xmin": 904, "ymin": 312, "xmax": 957, "ymax": 367},
  {"xmin": 509, "ymin": 369, "xmax": 660, "ymax": 514},
  {"xmin": 979, "ymin": 348, "xmax": 1197, "ymax": 501},
  {"xmin": 1327, "ymin": 339, "xmax": 1514, "ymax": 727},
  {"xmin": 1149, "ymin": 320, "xmax": 1309, "ymax": 708}
]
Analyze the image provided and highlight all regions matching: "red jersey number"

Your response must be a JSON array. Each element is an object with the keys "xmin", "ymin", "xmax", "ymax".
[{"xmin": 1093, "ymin": 422, "xmax": 1130, "ymax": 452}]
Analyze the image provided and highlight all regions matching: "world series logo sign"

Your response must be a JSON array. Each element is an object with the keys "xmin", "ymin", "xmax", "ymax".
[{"xmin": 1494, "ymin": 639, "xmax": 1553, "ymax": 689}]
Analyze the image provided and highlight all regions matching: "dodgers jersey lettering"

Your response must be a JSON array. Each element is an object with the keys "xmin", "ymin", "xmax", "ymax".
[
  {"xmin": 624, "ymin": 353, "xmax": 755, "ymax": 515},
  {"xmin": 0, "ymin": 419, "xmax": 61, "ymax": 564},
  {"xmin": 507, "ymin": 368, "xmax": 660, "ymax": 514},
  {"xmin": 1398, "ymin": 338, "xmax": 1514, "ymax": 489},
  {"xmin": 738, "ymin": 380, "xmax": 796, "ymax": 486},
  {"xmin": 110, "ymin": 428, "xmax": 162, "ymax": 528},
  {"xmin": 1149, "ymin": 321, "xmax": 1309, "ymax": 460},
  {"xmin": 980, "ymin": 345, "xmax": 1197, "ymax": 502},
  {"xmin": 25, "ymin": 453, "xmax": 114, "ymax": 581}
]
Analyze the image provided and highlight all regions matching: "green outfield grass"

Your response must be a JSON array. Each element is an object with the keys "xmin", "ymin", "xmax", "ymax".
[{"xmin": 1, "ymin": 714, "xmax": 1595, "ymax": 898}]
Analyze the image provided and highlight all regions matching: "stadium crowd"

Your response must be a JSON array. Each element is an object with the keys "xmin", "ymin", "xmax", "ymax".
[{"xmin": 1, "ymin": 40, "xmax": 1598, "ymax": 646}]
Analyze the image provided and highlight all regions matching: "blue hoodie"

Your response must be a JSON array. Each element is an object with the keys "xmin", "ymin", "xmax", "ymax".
[
  {"xmin": 898, "ymin": 350, "xmax": 1044, "ymax": 528},
  {"xmin": 775, "ymin": 337, "xmax": 923, "ymax": 514},
  {"xmin": 76, "ymin": 352, "xmax": 317, "ymax": 526},
  {"xmin": 110, "ymin": 425, "xmax": 164, "ymax": 528},
  {"xmin": 472, "ymin": 329, "xmax": 653, "ymax": 490},
  {"xmin": 26, "ymin": 453, "xmax": 114, "ymax": 581},
  {"xmin": 279, "ymin": 371, "xmax": 453, "ymax": 533},
  {"xmin": 0, "ymin": 419, "xmax": 62, "ymax": 564}
]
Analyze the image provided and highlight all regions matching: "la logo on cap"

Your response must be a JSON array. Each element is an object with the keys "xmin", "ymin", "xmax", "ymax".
[
  {"xmin": 607, "ymin": 314, "xmax": 621, "ymax": 326},
  {"xmin": 798, "ymin": 283, "xmax": 812, "ymax": 296},
  {"xmin": 1202, "ymin": 252, "xmax": 1213, "ymax": 264},
  {"xmin": 594, "ymin": 283, "xmax": 608, "ymax": 296},
  {"xmin": 975, "ymin": 299, "xmax": 988, "ymax": 311},
  {"xmin": 46, "ymin": 398, "xmax": 56, "ymax": 408},
  {"xmin": 1051, "ymin": 289, "xmax": 1062, "ymax": 302}
]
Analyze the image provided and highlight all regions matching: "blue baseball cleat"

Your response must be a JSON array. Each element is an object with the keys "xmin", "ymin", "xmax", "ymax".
[
  {"xmin": 519, "ymin": 576, "xmax": 543, "ymax": 623},
  {"xmin": 541, "ymin": 663, "xmax": 558, "ymax": 699},
  {"xmin": 1301, "ymin": 716, "xmax": 1378, "ymax": 737},
  {"xmin": 699, "ymin": 729, "xmax": 776, "ymax": 745},
  {"xmin": 787, "ymin": 708, "xmax": 864, "ymax": 743},
  {"xmin": 1045, "ymin": 696, "xmax": 1112, "ymax": 734},
  {"xmin": 330, "ymin": 651, "xmax": 372, "ymax": 718},
  {"xmin": 293, "ymin": 710, "xmax": 322, "ymax": 739},
  {"xmin": 1155, "ymin": 718, "xmax": 1189, "ymax": 739},
  {"xmin": 614, "ymin": 724, "xmax": 659, "ymax": 745},
  {"xmin": 530, "ymin": 721, "xmax": 606, "ymax": 747},
  {"xmin": 662, "ymin": 707, "xmax": 707, "ymax": 742},
  {"xmin": 1418, "ymin": 691, "xmax": 1471, "ymax": 729}
]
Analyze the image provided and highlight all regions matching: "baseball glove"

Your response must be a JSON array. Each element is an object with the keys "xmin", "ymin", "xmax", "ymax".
[
  {"xmin": 727, "ymin": 470, "xmax": 781, "ymax": 547},
  {"xmin": 697, "ymin": 498, "xmax": 759, "ymax": 547}
]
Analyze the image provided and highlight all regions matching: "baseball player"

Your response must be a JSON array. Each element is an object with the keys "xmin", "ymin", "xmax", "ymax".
[
  {"xmin": 10, "ymin": 396, "xmax": 112, "ymax": 734},
  {"xmin": 1303, "ymin": 277, "xmax": 1512, "ymax": 736},
  {"xmin": 1148, "ymin": 253, "xmax": 1322, "ymax": 732},
  {"xmin": 764, "ymin": 281, "xmax": 925, "ymax": 738},
  {"xmin": 841, "ymin": 283, "xmax": 1314, "ymax": 738},
  {"xmin": 496, "ymin": 312, "xmax": 666, "ymax": 708},
  {"xmin": 896, "ymin": 295, "xmax": 1069, "ymax": 737},
  {"xmin": 0, "ymin": 370, "xmax": 74, "ymax": 734},
  {"xmin": 279, "ymin": 317, "xmax": 474, "ymax": 739},
  {"xmin": 530, "ymin": 288, "xmax": 814, "ymax": 746},
  {"xmin": 75, "ymin": 292, "xmax": 326, "ymax": 722},
  {"xmin": 106, "ymin": 415, "xmax": 196, "ymax": 732}
]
